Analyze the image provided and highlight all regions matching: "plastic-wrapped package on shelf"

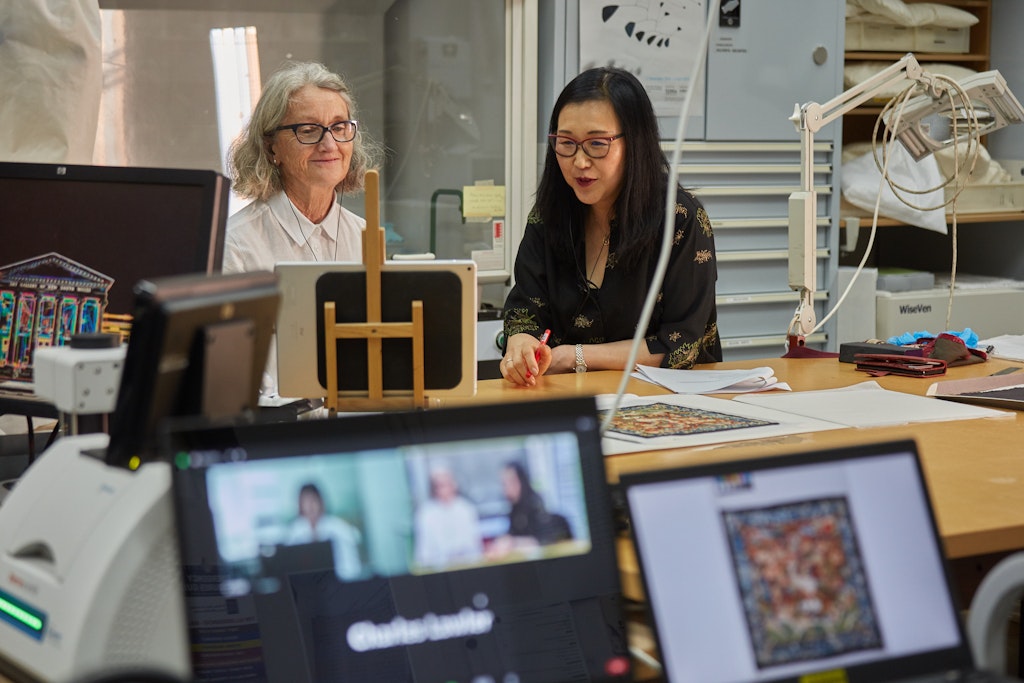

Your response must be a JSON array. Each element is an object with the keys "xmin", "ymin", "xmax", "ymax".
[{"xmin": 840, "ymin": 141, "xmax": 948, "ymax": 233}]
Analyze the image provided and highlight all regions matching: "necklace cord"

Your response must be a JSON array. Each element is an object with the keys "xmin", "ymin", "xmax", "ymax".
[
  {"xmin": 285, "ymin": 194, "xmax": 341, "ymax": 262},
  {"xmin": 586, "ymin": 233, "xmax": 610, "ymax": 287}
]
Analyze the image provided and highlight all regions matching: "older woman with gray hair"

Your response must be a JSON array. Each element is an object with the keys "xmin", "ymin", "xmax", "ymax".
[{"xmin": 222, "ymin": 61, "xmax": 380, "ymax": 274}]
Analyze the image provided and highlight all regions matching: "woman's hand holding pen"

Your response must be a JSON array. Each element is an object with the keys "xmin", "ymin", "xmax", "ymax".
[{"xmin": 501, "ymin": 330, "xmax": 551, "ymax": 386}]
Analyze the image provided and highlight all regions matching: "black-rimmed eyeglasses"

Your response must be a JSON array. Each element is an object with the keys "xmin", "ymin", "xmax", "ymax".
[
  {"xmin": 273, "ymin": 120, "xmax": 358, "ymax": 145},
  {"xmin": 548, "ymin": 133, "xmax": 624, "ymax": 159}
]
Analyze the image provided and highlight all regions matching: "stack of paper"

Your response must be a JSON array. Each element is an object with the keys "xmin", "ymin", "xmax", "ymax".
[
  {"xmin": 927, "ymin": 373, "xmax": 1024, "ymax": 411},
  {"xmin": 979, "ymin": 334, "xmax": 1024, "ymax": 363},
  {"xmin": 599, "ymin": 381, "xmax": 1010, "ymax": 456},
  {"xmin": 632, "ymin": 365, "xmax": 789, "ymax": 394},
  {"xmin": 733, "ymin": 381, "xmax": 1009, "ymax": 428}
]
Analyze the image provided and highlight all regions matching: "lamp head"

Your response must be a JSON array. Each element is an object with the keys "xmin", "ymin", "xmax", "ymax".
[{"xmin": 886, "ymin": 70, "xmax": 1024, "ymax": 161}]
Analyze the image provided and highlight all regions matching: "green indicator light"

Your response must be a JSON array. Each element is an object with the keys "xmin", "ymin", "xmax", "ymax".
[
  {"xmin": 174, "ymin": 451, "xmax": 191, "ymax": 470},
  {"xmin": 0, "ymin": 598, "xmax": 42, "ymax": 632}
]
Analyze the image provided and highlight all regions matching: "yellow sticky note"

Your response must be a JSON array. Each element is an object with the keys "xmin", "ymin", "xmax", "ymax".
[
  {"xmin": 462, "ymin": 185, "xmax": 506, "ymax": 218},
  {"xmin": 799, "ymin": 670, "xmax": 848, "ymax": 683}
]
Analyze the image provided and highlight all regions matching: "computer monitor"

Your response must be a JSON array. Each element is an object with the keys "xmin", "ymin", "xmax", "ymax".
[
  {"xmin": 105, "ymin": 271, "xmax": 279, "ymax": 469},
  {"xmin": 0, "ymin": 161, "xmax": 229, "ymax": 316},
  {"xmin": 275, "ymin": 260, "xmax": 477, "ymax": 401},
  {"xmin": 620, "ymin": 440, "xmax": 985, "ymax": 683},
  {"xmin": 164, "ymin": 396, "xmax": 629, "ymax": 682}
]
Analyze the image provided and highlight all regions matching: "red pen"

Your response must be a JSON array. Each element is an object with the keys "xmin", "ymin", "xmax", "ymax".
[{"xmin": 535, "ymin": 329, "xmax": 551, "ymax": 361}]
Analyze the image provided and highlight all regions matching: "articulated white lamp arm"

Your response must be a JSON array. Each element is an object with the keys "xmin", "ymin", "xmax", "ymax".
[{"xmin": 787, "ymin": 53, "xmax": 932, "ymax": 346}]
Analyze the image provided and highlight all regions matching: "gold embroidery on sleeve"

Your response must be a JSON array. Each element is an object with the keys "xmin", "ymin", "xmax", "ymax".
[
  {"xmin": 697, "ymin": 207, "xmax": 713, "ymax": 237},
  {"xmin": 665, "ymin": 322, "xmax": 719, "ymax": 369},
  {"xmin": 667, "ymin": 341, "xmax": 702, "ymax": 369},
  {"xmin": 505, "ymin": 308, "xmax": 538, "ymax": 337}
]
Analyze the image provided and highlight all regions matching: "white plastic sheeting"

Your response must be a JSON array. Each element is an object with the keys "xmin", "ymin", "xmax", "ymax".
[{"xmin": 0, "ymin": 0, "xmax": 101, "ymax": 163}]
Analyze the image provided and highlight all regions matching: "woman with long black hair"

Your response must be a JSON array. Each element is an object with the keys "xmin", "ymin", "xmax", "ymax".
[{"xmin": 501, "ymin": 67, "xmax": 721, "ymax": 386}]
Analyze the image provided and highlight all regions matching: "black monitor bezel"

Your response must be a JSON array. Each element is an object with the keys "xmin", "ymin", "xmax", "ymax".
[
  {"xmin": 619, "ymin": 438, "xmax": 975, "ymax": 683},
  {"xmin": 164, "ymin": 396, "xmax": 630, "ymax": 682},
  {"xmin": 0, "ymin": 160, "xmax": 229, "ymax": 315},
  {"xmin": 105, "ymin": 271, "xmax": 279, "ymax": 469}
]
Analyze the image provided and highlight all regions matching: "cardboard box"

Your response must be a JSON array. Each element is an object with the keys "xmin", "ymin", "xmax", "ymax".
[{"xmin": 876, "ymin": 287, "xmax": 1024, "ymax": 340}]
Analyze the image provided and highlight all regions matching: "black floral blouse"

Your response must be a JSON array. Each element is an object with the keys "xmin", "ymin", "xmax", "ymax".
[{"xmin": 503, "ymin": 189, "xmax": 722, "ymax": 369}]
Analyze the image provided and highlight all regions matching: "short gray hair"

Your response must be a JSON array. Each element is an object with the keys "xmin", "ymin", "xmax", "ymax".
[{"xmin": 227, "ymin": 61, "xmax": 380, "ymax": 201}]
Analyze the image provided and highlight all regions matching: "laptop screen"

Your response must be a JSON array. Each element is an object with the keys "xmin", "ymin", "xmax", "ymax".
[
  {"xmin": 166, "ymin": 397, "xmax": 630, "ymax": 683},
  {"xmin": 622, "ymin": 440, "xmax": 973, "ymax": 683}
]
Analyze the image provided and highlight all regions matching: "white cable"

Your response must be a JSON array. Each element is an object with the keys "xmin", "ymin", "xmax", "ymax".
[
  {"xmin": 810, "ymin": 86, "xmax": 916, "ymax": 334},
  {"xmin": 600, "ymin": 0, "xmax": 722, "ymax": 435},
  {"xmin": 947, "ymin": 196, "xmax": 959, "ymax": 330},
  {"xmin": 875, "ymin": 75, "xmax": 980, "ymax": 212},
  {"xmin": 811, "ymin": 72, "xmax": 984, "ymax": 337}
]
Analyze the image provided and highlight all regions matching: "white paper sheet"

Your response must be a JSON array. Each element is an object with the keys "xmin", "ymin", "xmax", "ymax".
[
  {"xmin": 578, "ymin": 2, "xmax": 706, "ymax": 118},
  {"xmin": 980, "ymin": 334, "xmax": 1024, "ymax": 363},
  {"xmin": 732, "ymin": 381, "xmax": 1010, "ymax": 428},
  {"xmin": 632, "ymin": 365, "xmax": 790, "ymax": 394}
]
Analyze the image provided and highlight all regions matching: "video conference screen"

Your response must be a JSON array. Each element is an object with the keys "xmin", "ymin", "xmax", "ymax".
[{"xmin": 169, "ymin": 399, "xmax": 629, "ymax": 682}]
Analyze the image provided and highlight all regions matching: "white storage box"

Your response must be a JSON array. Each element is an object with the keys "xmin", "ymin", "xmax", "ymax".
[
  {"xmin": 876, "ymin": 287, "xmax": 1024, "ymax": 340},
  {"xmin": 846, "ymin": 22, "xmax": 914, "ymax": 52},
  {"xmin": 836, "ymin": 266, "xmax": 878, "ymax": 344},
  {"xmin": 846, "ymin": 22, "xmax": 969, "ymax": 54},
  {"xmin": 945, "ymin": 162, "xmax": 1024, "ymax": 213},
  {"xmin": 877, "ymin": 269, "xmax": 935, "ymax": 292},
  {"xmin": 914, "ymin": 26, "xmax": 970, "ymax": 53}
]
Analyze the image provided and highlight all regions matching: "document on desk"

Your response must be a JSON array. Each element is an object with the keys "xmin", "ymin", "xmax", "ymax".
[
  {"xmin": 597, "ymin": 393, "xmax": 842, "ymax": 456},
  {"xmin": 927, "ymin": 374, "xmax": 1024, "ymax": 411},
  {"xmin": 632, "ymin": 365, "xmax": 790, "ymax": 394},
  {"xmin": 732, "ymin": 381, "xmax": 1010, "ymax": 428},
  {"xmin": 979, "ymin": 334, "xmax": 1024, "ymax": 363}
]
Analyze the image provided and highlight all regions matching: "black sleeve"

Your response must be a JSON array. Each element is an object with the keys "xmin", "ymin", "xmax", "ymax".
[
  {"xmin": 503, "ymin": 212, "xmax": 551, "ymax": 341},
  {"xmin": 646, "ymin": 190, "xmax": 723, "ymax": 367}
]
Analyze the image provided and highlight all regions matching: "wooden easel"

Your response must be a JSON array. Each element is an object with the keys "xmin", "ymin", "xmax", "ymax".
[{"xmin": 322, "ymin": 170, "xmax": 427, "ymax": 413}]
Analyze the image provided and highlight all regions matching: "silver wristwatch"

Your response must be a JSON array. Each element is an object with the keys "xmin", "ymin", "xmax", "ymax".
[{"xmin": 574, "ymin": 344, "xmax": 587, "ymax": 373}]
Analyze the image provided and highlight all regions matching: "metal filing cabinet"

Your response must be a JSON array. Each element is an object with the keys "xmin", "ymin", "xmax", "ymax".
[
  {"xmin": 695, "ymin": 0, "xmax": 844, "ymax": 359},
  {"xmin": 670, "ymin": 141, "xmax": 839, "ymax": 360}
]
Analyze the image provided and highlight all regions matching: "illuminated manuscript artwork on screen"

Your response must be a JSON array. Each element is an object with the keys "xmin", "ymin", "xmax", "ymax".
[
  {"xmin": 0, "ymin": 253, "xmax": 113, "ymax": 380},
  {"xmin": 722, "ymin": 497, "xmax": 884, "ymax": 669}
]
